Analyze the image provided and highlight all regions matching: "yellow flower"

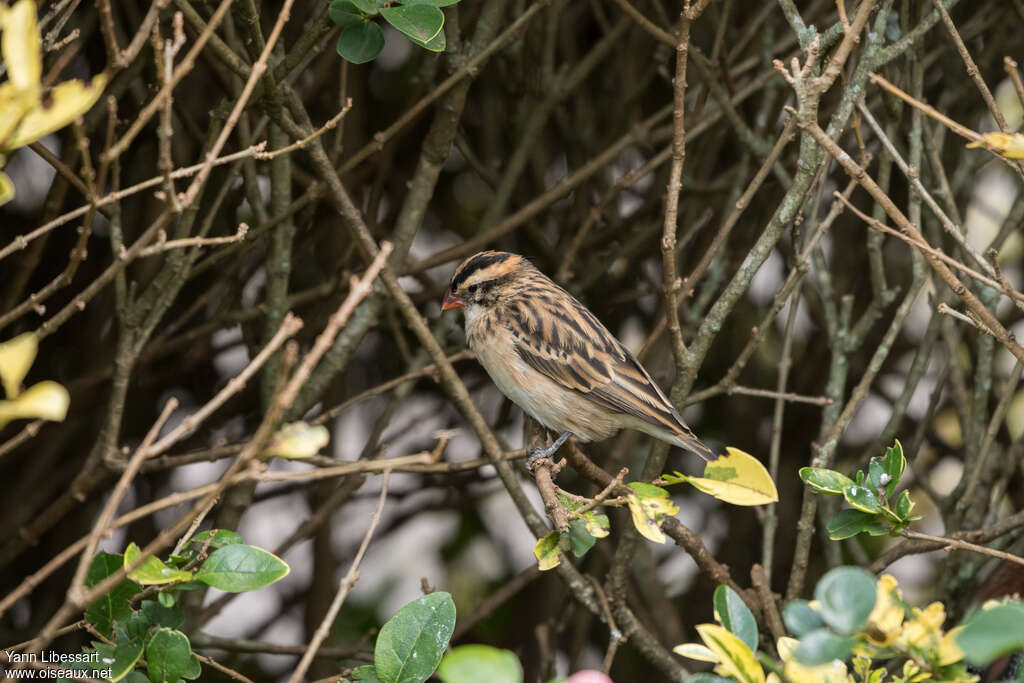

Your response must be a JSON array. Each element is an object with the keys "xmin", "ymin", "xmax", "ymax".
[{"xmin": 865, "ymin": 574, "xmax": 905, "ymax": 646}]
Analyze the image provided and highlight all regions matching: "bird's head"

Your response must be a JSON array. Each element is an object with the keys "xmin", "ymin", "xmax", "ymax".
[{"xmin": 442, "ymin": 251, "xmax": 524, "ymax": 311}]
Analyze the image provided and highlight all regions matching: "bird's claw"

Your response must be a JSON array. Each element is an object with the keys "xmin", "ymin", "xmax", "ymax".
[{"xmin": 527, "ymin": 431, "xmax": 571, "ymax": 469}]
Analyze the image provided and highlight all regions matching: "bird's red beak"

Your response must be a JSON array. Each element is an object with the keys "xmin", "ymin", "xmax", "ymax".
[{"xmin": 441, "ymin": 290, "xmax": 465, "ymax": 311}]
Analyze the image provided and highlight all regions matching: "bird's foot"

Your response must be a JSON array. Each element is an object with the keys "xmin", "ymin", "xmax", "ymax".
[{"xmin": 527, "ymin": 431, "xmax": 571, "ymax": 469}]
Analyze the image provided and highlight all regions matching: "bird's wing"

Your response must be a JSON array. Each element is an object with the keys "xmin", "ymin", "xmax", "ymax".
[{"xmin": 508, "ymin": 296, "xmax": 695, "ymax": 443}]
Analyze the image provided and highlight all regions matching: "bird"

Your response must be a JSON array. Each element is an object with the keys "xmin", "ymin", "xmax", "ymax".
[{"xmin": 441, "ymin": 250, "xmax": 714, "ymax": 464}]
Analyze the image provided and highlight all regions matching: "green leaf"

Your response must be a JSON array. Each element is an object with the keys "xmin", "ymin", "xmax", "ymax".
[
  {"xmin": 157, "ymin": 591, "xmax": 175, "ymax": 608},
  {"xmin": 140, "ymin": 599, "xmax": 184, "ymax": 629},
  {"xmin": 336, "ymin": 21, "xmax": 385, "ymax": 64},
  {"xmin": 93, "ymin": 639, "xmax": 144, "ymax": 683},
  {"xmin": 713, "ymin": 585, "xmax": 757, "ymax": 653},
  {"xmin": 685, "ymin": 675, "xmax": 736, "ymax": 683},
  {"xmin": 190, "ymin": 529, "xmax": 244, "ymax": 549},
  {"xmin": 881, "ymin": 440, "xmax": 906, "ymax": 498},
  {"xmin": 956, "ymin": 602, "xmax": 1024, "ymax": 667},
  {"xmin": 400, "ymin": 0, "xmax": 461, "ymax": 6},
  {"xmin": 842, "ymin": 484, "xmax": 880, "ymax": 513},
  {"xmin": 533, "ymin": 532, "xmax": 561, "ymax": 571},
  {"xmin": 783, "ymin": 600, "xmax": 824, "ymax": 637},
  {"xmin": 123, "ymin": 542, "xmax": 193, "ymax": 585},
  {"xmin": 409, "ymin": 26, "xmax": 445, "ymax": 52},
  {"xmin": 374, "ymin": 592, "xmax": 456, "ymax": 683},
  {"xmin": 894, "ymin": 490, "xmax": 914, "ymax": 519},
  {"xmin": 380, "ymin": 4, "xmax": 443, "ymax": 43},
  {"xmin": 350, "ymin": 0, "xmax": 379, "ymax": 12},
  {"xmin": 566, "ymin": 519, "xmax": 596, "ymax": 558},
  {"xmin": 826, "ymin": 508, "xmax": 890, "ymax": 540},
  {"xmin": 145, "ymin": 628, "xmax": 201, "ymax": 683},
  {"xmin": 798, "ymin": 467, "xmax": 855, "ymax": 495},
  {"xmin": 814, "ymin": 566, "xmax": 877, "ymax": 634},
  {"xmin": 330, "ymin": 0, "xmax": 368, "ymax": 27},
  {"xmin": 792, "ymin": 628, "xmax": 854, "ymax": 666},
  {"xmin": 351, "ymin": 665, "xmax": 383, "ymax": 682},
  {"xmin": 84, "ymin": 552, "xmax": 140, "ymax": 637},
  {"xmin": 195, "ymin": 544, "xmax": 289, "ymax": 592},
  {"xmin": 437, "ymin": 644, "xmax": 523, "ymax": 683}
]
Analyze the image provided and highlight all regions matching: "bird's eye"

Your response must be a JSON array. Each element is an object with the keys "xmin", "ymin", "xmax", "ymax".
[{"xmin": 468, "ymin": 284, "xmax": 479, "ymax": 294}]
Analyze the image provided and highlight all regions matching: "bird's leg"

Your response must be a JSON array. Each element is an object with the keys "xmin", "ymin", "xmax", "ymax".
[{"xmin": 527, "ymin": 431, "xmax": 572, "ymax": 467}]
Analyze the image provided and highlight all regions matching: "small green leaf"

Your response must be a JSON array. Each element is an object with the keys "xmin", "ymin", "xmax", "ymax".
[
  {"xmin": 798, "ymin": 467, "xmax": 855, "ymax": 495},
  {"xmin": 374, "ymin": 592, "xmax": 456, "ymax": 683},
  {"xmin": 195, "ymin": 544, "xmax": 289, "ymax": 592},
  {"xmin": 814, "ymin": 566, "xmax": 877, "ymax": 634},
  {"xmin": 842, "ymin": 483, "xmax": 881, "ymax": 513},
  {"xmin": 881, "ymin": 440, "xmax": 906, "ymax": 498},
  {"xmin": 84, "ymin": 551, "xmax": 140, "ymax": 637},
  {"xmin": 783, "ymin": 600, "xmax": 824, "ymax": 637},
  {"xmin": 534, "ymin": 532, "xmax": 561, "ymax": 570},
  {"xmin": 123, "ymin": 542, "xmax": 193, "ymax": 585},
  {"xmin": 894, "ymin": 490, "xmax": 914, "ymax": 519},
  {"xmin": 350, "ymin": 0, "xmax": 379, "ymax": 12},
  {"xmin": 826, "ymin": 508, "xmax": 890, "ymax": 539},
  {"xmin": 336, "ymin": 21, "xmax": 385, "ymax": 64},
  {"xmin": 437, "ymin": 644, "xmax": 523, "ymax": 683},
  {"xmin": 868, "ymin": 457, "xmax": 885, "ymax": 491},
  {"xmin": 145, "ymin": 628, "xmax": 200, "ymax": 682},
  {"xmin": 157, "ymin": 591, "xmax": 175, "ymax": 608},
  {"xmin": 191, "ymin": 528, "xmax": 244, "ymax": 549},
  {"xmin": 380, "ymin": 4, "xmax": 444, "ymax": 43},
  {"xmin": 956, "ymin": 602, "xmax": 1024, "ymax": 667},
  {"xmin": 566, "ymin": 519, "xmax": 596, "ymax": 558},
  {"xmin": 330, "ymin": 0, "xmax": 368, "ymax": 27},
  {"xmin": 713, "ymin": 585, "xmax": 757, "ymax": 653},
  {"xmin": 792, "ymin": 628, "xmax": 854, "ymax": 666}
]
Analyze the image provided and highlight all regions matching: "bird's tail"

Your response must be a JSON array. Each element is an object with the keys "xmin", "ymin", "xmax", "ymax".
[{"xmin": 670, "ymin": 427, "xmax": 716, "ymax": 462}]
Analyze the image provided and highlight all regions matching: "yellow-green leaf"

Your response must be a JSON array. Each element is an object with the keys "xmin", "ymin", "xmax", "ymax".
[
  {"xmin": 672, "ymin": 642, "xmax": 719, "ymax": 662},
  {"xmin": 123, "ymin": 542, "xmax": 193, "ymax": 585},
  {"xmin": 0, "ymin": 170, "xmax": 13, "ymax": 205},
  {"xmin": 265, "ymin": 422, "xmax": 330, "ymax": 459},
  {"xmin": 676, "ymin": 447, "xmax": 778, "ymax": 506},
  {"xmin": 626, "ymin": 493, "xmax": 667, "ymax": 544},
  {"xmin": 3, "ymin": 73, "xmax": 108, "ymax": 150},
  {"xmin": 967, "ymin": 132, "xmax": 1024, "ymax": 159},
  {"xmin": 1, "ymin": 0, "xmax": 42, "ymax": 91},
  {"xmin": 0, "ymin": 332, "xmax": 38, "ymax": 398},
  {"xmin": 696, "ymin": 623, "xmax": 765, "ymax": 683},
  {"xmin": 533, "ymin": 532, "xmax": 561, "ymax": 571}
]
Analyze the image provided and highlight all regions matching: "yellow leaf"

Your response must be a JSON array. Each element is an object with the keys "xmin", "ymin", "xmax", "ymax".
[
  {"xmin": 0, "ymin": 331, "xmax": 37, "ymax": 398},
  {"xmin": 1, "ymin": 0, "xmax": 42, "ymax": 91},
  {"xmin": 0, "ymin": 81, "xmax": 37, "ymax": 144},
  {"xmin": 1006, "ymin": 388, "xmax": 1024, "ymax": 442},
  {"xmin": 265, "ymin": 422, "xmax": 330, "ymax": 459},
  {"xmin": 938, "ymin": 625, "xmax": 966, "ymax": 666},
  {"xmin": 533, "ymin": 532, "xmax": 561, "ymax": 570},
  {"xmin": 123, "ymin": 542, "xmax": 193, "ymax": 585},
  {"xmin": 696, "ymin": 623, "xmax": 765, "ymax": 683},
  {"xmin": 676, "ymin": 447, "xmax": 779, "ymax": 506},
  {"xmin": 967, "ymin": 132, "xmax": 1024, "ymax": 159},
  {"xmin": 672, "ymin": 642, "xmax": 719, "ymax": 662},
  {"xmin": 0, "ymin": 380, "xmax": 70, "ymax": 427},
  {"xmin": 0, "ymin": 170, "xmax": 13, "ymax": 205},
  {"xmin": 3, "ymin": 73, "xmax": 108, "ymax": 150}
]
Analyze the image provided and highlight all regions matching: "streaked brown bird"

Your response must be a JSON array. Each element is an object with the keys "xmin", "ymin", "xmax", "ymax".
[{"xmin": 442, "ymin": 251, "xmax": 713, "ymax": 463}]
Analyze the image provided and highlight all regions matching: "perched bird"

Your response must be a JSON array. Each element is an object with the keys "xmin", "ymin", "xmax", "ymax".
[{"xmin": 441, "ymin": 251, "xmax": 714, "ymax": 463}]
